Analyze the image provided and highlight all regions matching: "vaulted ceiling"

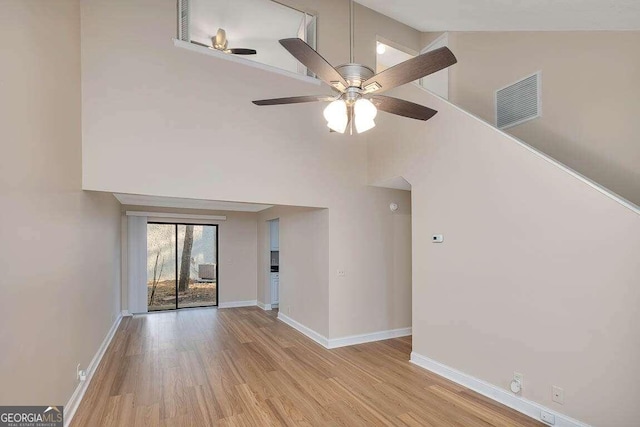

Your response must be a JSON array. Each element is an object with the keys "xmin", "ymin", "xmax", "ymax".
[{"xmin": 355, "ymin": 0, "xmax": 640, "ymax": 31}]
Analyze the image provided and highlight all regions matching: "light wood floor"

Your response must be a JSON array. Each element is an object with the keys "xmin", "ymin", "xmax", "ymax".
[{"xmin": 71, "ymin": 307, "xmax": 541, "ymax": 426}]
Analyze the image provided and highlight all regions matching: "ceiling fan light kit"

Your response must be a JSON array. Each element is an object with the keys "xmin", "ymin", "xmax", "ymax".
[
  {"xmin": 324, "ymin": 100, "xmax": 349, "ymax": 133},
  {"xmin": 214, "ymin": 28, "xmax": 227, "ymax": 50},
  {"xmin": 354, "ymin": 98, "xmax": 377, "ymax": 133},
  {"xmin": 252, "ymin": 0, "xmax": 457, "ymax": 135}
]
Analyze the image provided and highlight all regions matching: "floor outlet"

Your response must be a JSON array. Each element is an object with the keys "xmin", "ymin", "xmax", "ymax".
[
  {"xmin": 552, "ymin": 386, "xmax": 564, "ymax": 404},
  {"xmin": 540, "ymin": 411, "xmax": 555, "ymax": 425}
]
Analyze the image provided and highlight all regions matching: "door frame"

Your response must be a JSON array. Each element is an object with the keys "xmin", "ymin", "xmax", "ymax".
[{"xmin": 147, "ymin": 221, "xmax": 219, "ymax": 311}]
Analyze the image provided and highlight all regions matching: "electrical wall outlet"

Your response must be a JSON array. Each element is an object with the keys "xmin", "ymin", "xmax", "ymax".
[
  {"xmin": 513, "ymin": 372, "xmax": 524, "ymax": 388},
  {"xmin": 337, "ymin": 269, "xmax": 346, "ymax": 277},
  {"xmin": 510, "ymin": 371, "xmax": 523, "ymax": 394},
  {"xmin": 540, "ymin": 411, "xmax": 556, "ymax": 425},
  {"xmin": 552, "ymin": 386, "xmax": 564, "ymax": 404}
]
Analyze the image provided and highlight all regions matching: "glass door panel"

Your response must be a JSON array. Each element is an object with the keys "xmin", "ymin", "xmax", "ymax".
[
  {"xmin": 177, "ymin": 224, "xmax": 218, "ymax": 308},
  {"xmin": 147, "ymin": 223, "xmax": 177, "ymax": 311}
]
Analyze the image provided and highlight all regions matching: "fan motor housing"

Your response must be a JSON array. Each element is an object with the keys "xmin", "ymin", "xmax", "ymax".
[{"xmin": 335, "ymin": 63, "xmax": 375, "ymax": 89}]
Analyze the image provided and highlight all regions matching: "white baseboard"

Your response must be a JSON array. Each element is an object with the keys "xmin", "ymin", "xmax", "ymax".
[
  {"xmin": 64, "ymin": 312, "xmax": 124, "ymax": 427},
  {"xmin": 277, "ymin": 313, "xmax": 411, "ymax": 350},
  {"xmin": 328, "ymin": 327, "xmax": 412, "ymax": 349},
  {"xmin": 277, "ymin": 313, "xmax": 329, "ymax": 348},
  {"xmin": 121, "ymin": 310, "xmax": 132, "ymax": 317},
  {"xmin": 218, "ymin": 300, "xmax": 257, "ymax": 308},
  {"xmin": 410, "ymin": 352, "xmax": 590, "ymax": 427},
  {"xmin": 257, "ymin": 301, "xmax": 272, "ymax": 311}
]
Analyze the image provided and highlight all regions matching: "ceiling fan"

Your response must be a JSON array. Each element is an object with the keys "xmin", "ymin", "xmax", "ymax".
[
  {"xmin": 191, "ymin": 28, "xmax": 257, "ymax": 55},
  {"xmin": 252, "ymin": 2, "xmax": 457, "ymax": 134}
]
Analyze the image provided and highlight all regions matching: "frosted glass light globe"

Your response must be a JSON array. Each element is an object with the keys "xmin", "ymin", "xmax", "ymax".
[
  {"xmin": 354, "ymin": 98, "xmax": 377, "ymax": 133},
  {"xmin": 323, "ymin": 100, "xmax": 348, "ymax": 133}
]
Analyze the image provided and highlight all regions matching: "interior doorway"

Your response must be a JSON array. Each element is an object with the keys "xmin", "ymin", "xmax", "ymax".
[
  {"xmin": 147, "ymin": 223, "xmax": 218, "ymax": 311},
  {"xmin": 269, "ymin": 219, "xmax": 280, "ymax": 308}
]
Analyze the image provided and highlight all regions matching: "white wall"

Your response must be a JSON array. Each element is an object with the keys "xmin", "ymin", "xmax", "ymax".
[
  {"xmin": 447, "ymin": 31, "xmax": 640, "ymax": 206},
  {"xmin": 258, "ymin": 206, "xmax": 330, "ymax": 336},
  {"xmin": 327, "ymin": 189, "xmax": 412, "ymax": 337},
  {"xmin": 367, "ymin": 84, "xmax": 640, "ymax": 427},
  {"xmin": 0, "ymin": 0, "xmax": 122, "ymax": 406},
  {"xmin": 80, "ymin": 0, "xmax": 413, "ymax": 340}
]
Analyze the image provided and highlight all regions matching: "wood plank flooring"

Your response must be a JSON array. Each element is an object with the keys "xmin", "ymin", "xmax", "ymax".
[{"xmin": 70, "ymin": 307, "xmax": 541, "ymax": 426}]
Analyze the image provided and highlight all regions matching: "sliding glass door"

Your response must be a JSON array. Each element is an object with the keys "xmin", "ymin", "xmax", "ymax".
[
  {"xmin": 177, "ymin": 224, "xmax": 218, "ymax": 309},
  {"xmin": 147, "ymin": 223, "xmax": 218, "ymax": 311},
  {"xmin": 147, "ymin": 224, "xmax": 177, "ymax": 311}
]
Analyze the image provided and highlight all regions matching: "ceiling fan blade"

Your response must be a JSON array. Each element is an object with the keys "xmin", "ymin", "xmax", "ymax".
[
  {"xmin": 190, "ymin": 40, "xmax": 211, "ymax": 48},
  {"xmin": 371, "ymin": 95, "xmax": 437, "ymax": 121},
  {"xmin": 227, "ymin": 48, "xmax": 257, "ymax": 55},
  {"xmin": 279, "ymin": 38, "xmax": 348, "ymax": 90},
  {"xmin": 253, "ymin": 95, "xmax": 334, "ymax": 106},
  {"xmin": 363, "ymin": 47, "xmax": 457, "ymax": 94}
]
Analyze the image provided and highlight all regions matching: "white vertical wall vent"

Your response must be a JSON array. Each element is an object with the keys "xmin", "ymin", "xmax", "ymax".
[
  {"xmin": 178, "ymin": 0, "xmax": 190, "ymax": 42},
  {"xmin": 495, "ymin": 72, "xmax": 541, "ymax": 130}
]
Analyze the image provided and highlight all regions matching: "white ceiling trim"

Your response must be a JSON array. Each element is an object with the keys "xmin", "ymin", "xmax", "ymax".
[
  {"xmin": 126, "ymin": 211, "xmax": 227, "ymax": 221},
  {"xmin": 114, "ymin": 193, "xmax": 274, "ymax": 213},
  {"xmin": 355, "ymin": 0, "xmax": 640, "ymax": 32}
]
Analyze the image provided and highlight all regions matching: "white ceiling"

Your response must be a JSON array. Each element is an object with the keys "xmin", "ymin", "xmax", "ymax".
[
  {"xmin": 190, "ymin": 0, "xmax": 304, "ymax": 45},
  {"xmin": 356, "ymin": 0, "xmax": 640, "ymax": 31},
  {"xmin": 114, "ymin": 194, "xmax": 273, "ymax": 212}
]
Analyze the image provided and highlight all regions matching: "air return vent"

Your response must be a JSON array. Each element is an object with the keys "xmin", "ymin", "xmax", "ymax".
[
  {"xmin": 178, "ymin": 0, "xmax": 190, "ymax": 41},
  {"xmin": 495, "ymin": 72, "xmax": 541, "ymax": 129}
]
